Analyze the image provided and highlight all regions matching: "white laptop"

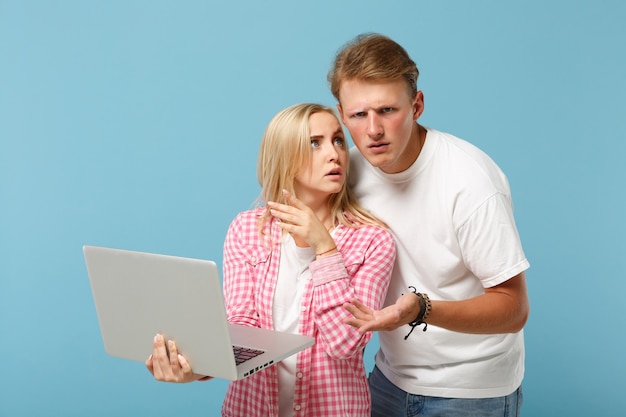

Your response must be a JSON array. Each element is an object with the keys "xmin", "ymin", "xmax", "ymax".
[{"xmin": 83, "ymin": 245, "xmax": 314, "ymax": 381}]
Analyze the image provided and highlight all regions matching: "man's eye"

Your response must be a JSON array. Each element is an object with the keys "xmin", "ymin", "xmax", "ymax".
[
  {"xmin": 382, "ymin": 107, "xmax": 393, "ymax": 113},
  {"xmin": 353, "ymin": 112, "xmax": 365, "ymax": 118}
]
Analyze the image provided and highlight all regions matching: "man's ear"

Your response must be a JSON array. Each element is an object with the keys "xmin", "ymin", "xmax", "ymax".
[
  {"xmin": 412, "ymin": 91, "xmax": 425, "ymax": 121},
  {"xmin": 336, "ymin": 103, "xmax": 346, "ymax": 124}
]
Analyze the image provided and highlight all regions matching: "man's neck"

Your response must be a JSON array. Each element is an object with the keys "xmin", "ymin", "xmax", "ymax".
[{"xmin": 415, "ymin": 123, "xmax": 427, "ymax": 160}]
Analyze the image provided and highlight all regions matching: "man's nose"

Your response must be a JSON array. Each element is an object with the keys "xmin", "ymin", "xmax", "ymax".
[{"xmin": 367, "ymin": 113, "xmax": 383, "ymax": 139}]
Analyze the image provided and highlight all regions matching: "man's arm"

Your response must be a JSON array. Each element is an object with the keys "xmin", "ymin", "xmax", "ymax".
[{"xmin": 344, "ymin": 272, "xmax": 529, "ymax": 334}]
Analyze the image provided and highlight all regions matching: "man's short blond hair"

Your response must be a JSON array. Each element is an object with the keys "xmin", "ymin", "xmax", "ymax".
[{"xmin": 328, "ymin": 33, "xmax": 420, "ymax": 101}]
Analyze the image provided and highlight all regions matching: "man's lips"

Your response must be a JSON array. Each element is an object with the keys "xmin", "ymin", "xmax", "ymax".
[{"xmin": 368, "ymin": 142, "xmax": 390, "ymax": 153}]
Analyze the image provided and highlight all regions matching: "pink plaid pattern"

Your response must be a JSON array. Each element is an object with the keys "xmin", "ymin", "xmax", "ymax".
[{"xmin": 221, "ymin": 207, "xmax": 395, "ymax": 417}]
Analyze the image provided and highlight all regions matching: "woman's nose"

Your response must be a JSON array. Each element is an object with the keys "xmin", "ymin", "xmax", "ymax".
[{"xmin": 327, "ymin": 144, "xmax": 339, "ymax": 162}]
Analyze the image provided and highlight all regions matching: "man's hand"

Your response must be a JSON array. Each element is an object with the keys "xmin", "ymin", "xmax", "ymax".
[{"xmin": 343, "ymin": 293, "xmax": 421, "ymax": 333}]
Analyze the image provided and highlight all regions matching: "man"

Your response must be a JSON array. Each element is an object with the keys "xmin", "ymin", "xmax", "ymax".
[{"xmin": 329, "ymin": 33, "xmax": 530, "ymax": 417}]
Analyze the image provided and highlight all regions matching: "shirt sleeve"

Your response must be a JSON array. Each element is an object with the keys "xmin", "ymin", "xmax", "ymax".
[
  {"xmin": 457, "ymin": 192, "xmax": 529, "ymax": 287},
  {"xmin": 308, "ymin": 226, "xmax": 396, "ymax": 360},
  {"xmin": 222, "ymin": 212, "xmax": 263, "ymax": 327}
]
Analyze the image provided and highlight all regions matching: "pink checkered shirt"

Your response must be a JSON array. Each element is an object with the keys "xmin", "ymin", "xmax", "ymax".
[{"xmin": 221, "ymin": 207, "xmax": 395, "ymax": 417}]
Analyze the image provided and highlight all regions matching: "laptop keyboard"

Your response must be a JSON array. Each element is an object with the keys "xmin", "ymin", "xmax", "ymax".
[{"xmin": 233, "ymin": 346, "xmax": 265, "ymax": 365}]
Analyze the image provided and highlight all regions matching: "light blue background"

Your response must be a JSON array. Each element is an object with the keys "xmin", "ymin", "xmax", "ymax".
[{"xmin": 2, "ymin": 1, "xmax": 625, "ymax": 416}]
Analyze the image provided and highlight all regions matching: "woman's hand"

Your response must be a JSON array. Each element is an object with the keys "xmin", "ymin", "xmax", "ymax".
[
  {"xmin": 145, "ymin": 334, "xmax": 211, "ymax": 383},
  {"xmin": 267, "ymin": 190, "xmax": 336, "ymax": 254}
]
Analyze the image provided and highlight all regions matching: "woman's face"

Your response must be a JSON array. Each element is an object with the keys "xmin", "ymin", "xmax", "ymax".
[{"xmin": 294, "ymin": 111, "xmax": 347, "ymax": 203}]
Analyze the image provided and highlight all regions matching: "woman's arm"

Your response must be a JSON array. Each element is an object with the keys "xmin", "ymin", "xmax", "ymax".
[
  {"xmin": 310, "ymin": 227, "xmax": 395, "ymax": 359},
  {"xmin": 222, "ymin": 211, "xmax": 263, "ymax": 327},
  {"xmin": 266, "ymin": 190, "xmax": 395, "ymax": 358}
]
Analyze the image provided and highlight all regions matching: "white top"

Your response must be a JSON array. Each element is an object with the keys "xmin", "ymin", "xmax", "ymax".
[
  {"xmin": 349, "ymin": 127, "xmax": 530, "ymax": 398},
  {"xmin": 273, "ymin": 234, "xmax": 314, "ymax": 417}
]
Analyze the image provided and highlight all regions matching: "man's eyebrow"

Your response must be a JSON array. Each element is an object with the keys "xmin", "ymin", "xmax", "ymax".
[{"xmin": 346, "ymin": 105, "xmax": 389, "ymax": 115}]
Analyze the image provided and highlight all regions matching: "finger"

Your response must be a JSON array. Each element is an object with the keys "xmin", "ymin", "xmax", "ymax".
[
  {"xmin": 178, "ymin": 354, "xmax": 192, "ymax": 374},
  {"xmin": 274, "ymin": 221, "xmax": 297, "ymax": 234},
  {"xmin": 168, "ymin": 340, "xmax": 181, "ymax": 367},
  {"xmin": 267, "ymin": 200, "xmax": 292, "ymax": 211},
  {"xmin": 282, "ymin": 189, "xmax": 307, "ymax": 210},
  {"xmin": 152, "ymin": 334, "xmax": 170, "ymax": 368},
  {"xmin": 153, "ymin": 334, "xmax": 168, "ymax": 358},
  {"xmin": 343, "ymin": 315, "xmax": 364, "ymax": 328},
  {"xmin": 343, "ymin": 302, "xmax": 362, "ymax": 317},
  {"xmin": 350, "ymin": 298, "xmax": 370, "ymax": 311},
  {"xmin": 342, "ymin": 313, "xmax": 372, "ymax": 334},
  {"xmin": 356, "ymin": 322, "xmax": 377, "ymax": 333},
  {"xmin": 152, "ymin": 334, "xmax": 173, "ymax": 379},
  {"xmin": 283, "ymin": 190, "xmax": 311, "ymax": 211},
  {"xmin": 145, "ymin": 354, "xmax": 154, "ymax": 375},
  {"xmin": 346, "ymin": 299, "xmax": 373, "ymax": 317},
  {"xmin": 269, "ymin": 208, "xmax": 300, "ymax": 225},
  {"xmin": 267, "ymin": 201, "xmax": 303, "ymax": 225}
]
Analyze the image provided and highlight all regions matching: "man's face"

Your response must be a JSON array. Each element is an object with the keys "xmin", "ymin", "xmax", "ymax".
[{"xmin": 337, "ymin": 79, "xmax": 424, "ymax": 174}]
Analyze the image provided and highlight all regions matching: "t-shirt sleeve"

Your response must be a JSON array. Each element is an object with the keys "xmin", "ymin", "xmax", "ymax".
[{"xmin": 456, "ymin": 192, "xmax": 530, "ymax": 287}]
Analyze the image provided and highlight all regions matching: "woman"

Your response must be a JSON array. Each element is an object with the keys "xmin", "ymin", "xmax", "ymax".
[{"xmin": 147, "ymin": 103, "xmax": 395, "ymax": 417}]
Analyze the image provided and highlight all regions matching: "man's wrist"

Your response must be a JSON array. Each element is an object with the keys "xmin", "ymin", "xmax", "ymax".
[{"xmin": 404, "ymin": 287, "xmax": 431, "ymax": 339}]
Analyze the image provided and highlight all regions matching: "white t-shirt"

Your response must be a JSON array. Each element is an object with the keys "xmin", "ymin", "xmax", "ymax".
[
  {"xmin": 273, "ymin": 234, "xmax": 314, "ymax": 417},
  {"xmin": 349, "ymin": 127, "xmax": 530, "ymax": 398}
]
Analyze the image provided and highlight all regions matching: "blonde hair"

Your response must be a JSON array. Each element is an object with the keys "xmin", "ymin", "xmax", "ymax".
[
  {"xmin": 256, "ymin": 103, "xmax": 387, "ymax": 239},
  {"xmin": 328, "ymin": 33, "xmax": 419, "ymax": 101}
]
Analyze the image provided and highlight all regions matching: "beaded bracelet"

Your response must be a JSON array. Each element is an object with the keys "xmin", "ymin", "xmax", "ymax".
[{"xmin": 404, "ymin": 286, "xmax": 431, "ymax": 340}]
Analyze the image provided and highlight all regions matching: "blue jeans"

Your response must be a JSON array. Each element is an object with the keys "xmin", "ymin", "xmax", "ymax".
[{"xmin": 369, "ymin": 365, "xmax": 523, "ymax": 417}]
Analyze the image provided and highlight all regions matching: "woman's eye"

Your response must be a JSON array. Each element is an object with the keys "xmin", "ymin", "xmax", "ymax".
[
  {"xmin": 310, "ymin": 140, "xmax": 320, "ymax": 148},
  {"xmin": 333, "ymin": 137, "xmax": 345, "ymax": 147}
]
